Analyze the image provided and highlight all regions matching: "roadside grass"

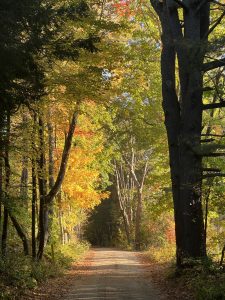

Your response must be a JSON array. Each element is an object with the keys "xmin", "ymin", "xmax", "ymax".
[
  {"xmin": 0, "ymin": 241, "xmax": 89, "ymax": 299},
  {"xmin": 145, "ymin": 244, "xmax": 225, "ymax": 300}
]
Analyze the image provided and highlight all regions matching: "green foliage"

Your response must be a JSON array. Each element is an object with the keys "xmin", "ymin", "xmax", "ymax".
[
  {"xmin": 0, "ymin": 241, "xmax": 89, "ymax": 298},
  {"xmin": 85, "ymin": 196, "xmax": 122, "ymax": 247},
  {"xmin": 195, "ymin": 276, "xmax": 225, "ymax": 300}
]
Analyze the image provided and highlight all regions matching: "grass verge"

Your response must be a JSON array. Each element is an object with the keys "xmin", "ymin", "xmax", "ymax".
[{"xmin": 144, "ymin": 244, "xmax": 225, "ymax": 300}]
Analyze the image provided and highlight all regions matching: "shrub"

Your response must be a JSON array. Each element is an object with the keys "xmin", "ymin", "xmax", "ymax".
[{"xmin": 0, "ymin": 241, "xmax": 89, "ymax": 298}]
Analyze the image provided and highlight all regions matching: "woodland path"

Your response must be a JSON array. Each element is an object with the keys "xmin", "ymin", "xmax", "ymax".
[{"xmin": 62, "ymin": 248, "xmax": 164, "ymax": 300}]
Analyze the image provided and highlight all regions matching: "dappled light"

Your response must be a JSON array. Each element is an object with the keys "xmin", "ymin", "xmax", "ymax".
[{"xmin": 0, "ymin": 0, "xmax": 225, "ymax": 299}]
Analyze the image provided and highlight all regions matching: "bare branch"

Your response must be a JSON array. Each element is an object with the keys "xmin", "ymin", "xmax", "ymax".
[
  {"xmin": 204, "ymin": 10, "xmax": 225, "ymax": 38},
  {"xmin": 140, "ymin": 161, "xmax": 149, "ymax": 191},
  {"xmin": 212, "ymin": 0, "xmax": 225, "ymax": 8},
  {"xmin": 202, "ymin": 86, "xmax": 215, "ymax": 92},
  {"xmin": 202, "ymin": 152, "xmax": 225, "ymax": 157},
  {"xmin": 202, "ymin": 101, "xmax": 225, "ymax": 110},
  {"xmin": 203, "ymin": 172, "xmax": 225, "ymax": 178},
  {"xmin": 201, "ymin": 138, "xmax": 215, "ymax": 143},
  {"xmin": 45, "ymin": 110, "xmax": 79, "ymax": 204},
  {"xmin": 202, "ymin": 167, "xmax": 221, "ymax": 172},
  {"xmin": 201, "ymin": 133, "xmax": 225, "ymax": 137},
  {"xmin": 202, "ymin": 57, "xmax": 225, "ymax": 72}
]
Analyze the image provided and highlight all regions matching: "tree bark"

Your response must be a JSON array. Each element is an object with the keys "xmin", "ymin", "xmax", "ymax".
[
  {"xmin": 114, "ymin": 162, "xmax": 133, "ymax": 245},
  {"xmin": 47, "ymin": 120, "xmax": 55, "ymax": 239},
  {"xmin": 220, "ymin": 245, "xmax": 225, "ymax": 267},
  {"xmin": 57, "ymin": 191, "xmax": 64, "ymax": 244},
  {"xmin": 32, "ymin": 158, "xmax": 37, "ymax": 258},
  {"xmin": 1, "ymin": 112, "xmax": 10, "ymax": 256},
  {"xmin": 1, "ymin": 208, "xmax": 8, "ymax": 256},
  {"xmin": 150, "ymin": 0, "xmax": 210, "ymax": 265},
  {"xmin": 135, "ymin": 190, "xmax": 142, "ymax": 250},
  {"xmin": 0, "ymin": 142, "xmax": 3, "ymax": 235},
  {"xmin": 9, "ymin": 213, "xmax": 29, "ymax": 255},
  {"xmin": 1, "ymin": 112, "xmax": 29, "ymax": 256},
  {"xmin": 20, "ymin": 113, "xmax": 29, "ymax": 208},
  {"xmin": 37, "ymin": 116, "xmax": 48, "ymax": 260},
  {"xmin": 31, "ymin": 113, "xmax": 38, "ymax": 259}
]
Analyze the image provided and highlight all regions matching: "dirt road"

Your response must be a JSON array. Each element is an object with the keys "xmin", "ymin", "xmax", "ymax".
[{"xmin": 64, "ymin": 248, "xmax": 164, "ymax": 300}]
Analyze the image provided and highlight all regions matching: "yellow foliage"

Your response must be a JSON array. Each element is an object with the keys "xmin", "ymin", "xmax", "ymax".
[{"xmin": 55, "ymin": 108, "xmax": 108, "ymax": 213}]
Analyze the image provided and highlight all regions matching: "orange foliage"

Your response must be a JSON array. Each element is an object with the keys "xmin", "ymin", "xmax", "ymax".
[
  {"xmin": 165, "ymin": 221, "xmax": 175, "ymax": 244},
  {"xmin": 112, "ymin": 0, "xmax": 133, "ymax": 17}
]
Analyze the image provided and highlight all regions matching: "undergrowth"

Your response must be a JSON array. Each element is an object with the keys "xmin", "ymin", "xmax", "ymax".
[
  {"xmin": 0, "ymin": 241, "xmax": 89, "ymax": 299},
  {"xmin": 145, "ymin": 245, "xmax": 225, "ymax": 300},
  {"xmin": 146, "ymin": 243, "xmax": 176, "ymax": 264}
]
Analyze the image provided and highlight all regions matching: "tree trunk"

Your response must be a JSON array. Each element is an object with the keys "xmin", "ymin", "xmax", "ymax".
[
  {"xmin": 1, "ymin": 112, "xmax": 29, "ymax": 256},
  {"xmin": 150, "ymin": 0, "xmax": 210, "ymax": 265},
  {"xmin": 1, "ymin": 208, "xmax": 8, "ymax": 256},
  {"xmin": 20, "ymin": 114, "xmax": 29, "ymax": 208},
  {"xmin": 37, "ymin": 110, "xmax": 78, "ymax": 259},
  {"xmin": 48, "ymin": 121, "xmax": 55, "ymax": 190},
  {"xmin": 0, "ymin": 147, "xmax": 3, "ymax": 235},
  {"xmin": 135, "ymin": 190, "xmax": 142, "ymax": 250},
  {"xmin": 220, "ymin": 245, "xmax": 225, "ymax": 267},
  {"xmin": 32, "ymin": 158, "xmax": 37, "ymax": 258},
  {"xmin": 31, "ymin": 112, "xmax": 38, "ymax": 259},
  {"xmin": 37, "ymin": 116, "xmax": 48, "ymax": 260},
  {"xmin": 0, "ymin": 114, "xmax": 3, "ymax": 231},
  {"xmin": 1, "ymin": 112, "xmax": 10, "ymax": 256},
  {"xmin": 47, "ymin": 121, "xmax": 55, "ymax": 239},
  {"xmin": 57, "ymin": 191, "xmax": 64, "ymax": 244},
  {"xmin": 114, "ymin": 162, "xmax": 132, "ymax": 245},
  {"xmin": 45, "ymin": 111, "xmax": 78, "ymax": 205},
  {"xmin": 9, "ymin": 213, "xmax": 29, "ymax": 255}
]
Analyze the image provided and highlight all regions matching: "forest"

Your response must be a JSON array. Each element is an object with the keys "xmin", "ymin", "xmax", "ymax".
[{"xmin": 0, "ymin": 0, "xmax": 225, "ymax": 299}]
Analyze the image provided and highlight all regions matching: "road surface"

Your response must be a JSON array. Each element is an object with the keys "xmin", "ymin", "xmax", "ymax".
[{"xmin": 64, "ymin": 248, "xmax": 164, "ymax": 300}]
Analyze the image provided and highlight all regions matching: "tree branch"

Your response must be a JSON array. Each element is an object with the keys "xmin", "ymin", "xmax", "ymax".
[
  {"xmin": 212, "ymin": 0, "xmax": 225, "ymax": 8},
  {"xmin": 203, "ymin": 172, "xmax": 225, "ymax": 178},
  {"xmin": 45, "ymin": 110, "xmax": 79, "ymax": 204},
  {"xmin": 202, "ymin": 101, "xmax": 225, "ymax": 110},
  {"xmin": 204, "ymin": 10, "xmax": 225, "ymax": 39},
  {"xmin": 201, "ymin": 133, "xmax": 225, "ymax": 137},
  {"xmin": 202, "ymin": 168, "xmax": 221, "ymax": 172},
  {"xmin": 202, "ymin": 57, "xmax": 225, "ymax": 72},
  {"xmin": 201, "ymin": 138, "xmax": 215, "ymax": 143},
  {"xmin": 202, "ymin": 152, "xmax": 225, "ymax": 157}
]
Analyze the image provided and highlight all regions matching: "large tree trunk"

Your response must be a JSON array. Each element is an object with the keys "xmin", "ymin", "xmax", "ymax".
[{"xmin": 150, "ymin": 0, "xmax": 210, "ymax": 265}]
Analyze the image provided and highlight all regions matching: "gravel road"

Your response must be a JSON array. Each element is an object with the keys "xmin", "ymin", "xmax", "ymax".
[{"xmin": 64, "ymin": 248, "xmax": 164, "ymax": 300}]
